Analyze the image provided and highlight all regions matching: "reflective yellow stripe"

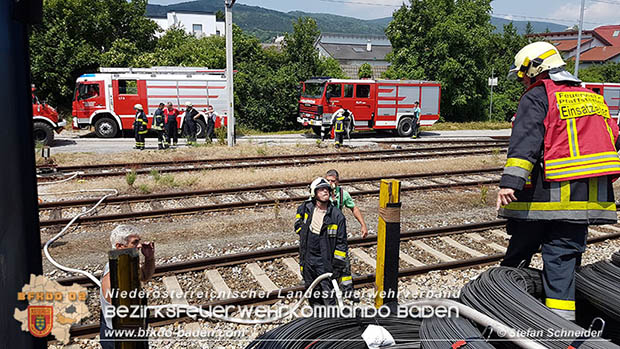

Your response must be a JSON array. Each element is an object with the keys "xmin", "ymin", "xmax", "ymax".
[
  {"xmin": 505, "ymin": 158, "xmax": 534, "ymax": 171},
  {"xmin": 547, "ymin": 167, "xmax": 620, "ymax": 180},
  {"xmin": 327, "ymin": 224, "xmax": 338, "ymax": 230},
  {"xmin": 295, "ymin": 214, "xmax": 301, "ymax": 219},
  {"xmin": 546, "ymin": 160, "xmax": 620, "ymax": 174},
  {"xmin": 606, "ymin": 122, "xmax": 615, "ymax": 149},
  {"xmin": 505, "ymin": 201, "xmax": 616, "ymax": 211},
  {"xmin": 539, "ymin": 49, "xmax": 557, "ymax": 60},
  {"xmin": 546, "ymin": 157, "xmax": 620, "ymax": 170},
  {"xmin": 566, "ymin": 118, "xmax": 580, "ymax": 157},
  {"xmin": 334, "ymin": 250, "xmax": 346, "ymax": 257},
  {"xmin": 300, "ymin": 266, "xmax": 303, "ymax": 272},
  {"xmin": 545, "ymin": 298, "xmax": 575, "ymax": 311},
  {"xmin": 589, "ymin": 178, "xmax": 597, "ymax": 203},
  {"xmin": 547, "ymin": 151, "xmax": 620, "ymax": 164},
  {"xmin": 296, "ymin": 227, "xmax": 301, "ymax": 233},
  {"xmin": 340, "ymin": 276, "xmax": 352, "ymax": 282},
  {"xmin": 560, "ymin": 181, "xmax": 570, "ymax": 202},
  {"xmin": 304, "ymin": 213, "xmax": 308, "ymax": 220}
]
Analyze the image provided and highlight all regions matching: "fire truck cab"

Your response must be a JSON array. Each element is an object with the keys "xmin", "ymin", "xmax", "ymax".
[
  {"xmin": 32, "ymin": 86, "xmax": 64, "ymax": 145},
  {"xmin": 298, "ymin": 78, "xmax": 440, "ymax": 137},
  {"xmin": 72, "ymin": 67, "xmax": 229, "ymax": 138},
  {"xmin": 582, "ymin": 82, "xmax": 620, "ymax": 122}
]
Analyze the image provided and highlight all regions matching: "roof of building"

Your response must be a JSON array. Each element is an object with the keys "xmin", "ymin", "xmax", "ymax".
[
  {"xmin": 531, "ymin": 29, "xmax": 612, "ymax": 46},
  {"xmin": 318, "ymin": 43, "xmax": 391, "ymax": 61},
  {"xmin": 592, "ymin": 25, "xmax": 620, "ymax": 46},
  {"xmin": 318, "ymin": 33, "xmax": 391, "ymax": 46},
  {"xmin": 552, "ymin": 38, "xmax": 592, "ymax": 52},
  {"xmin": 577, "ymin": 46, "xmax": 620, "ymax": 62}
]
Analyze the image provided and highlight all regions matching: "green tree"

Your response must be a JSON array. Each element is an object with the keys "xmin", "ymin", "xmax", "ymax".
[
  {"xmin": 30, "ymin": 0, "xmax": 159, "ymax": 109},
  {"xmin": 358, "ymin": 63, "xmax": 373, "ymax": 79},
  {"xmin": 525, "ymin": 21, "xmax": 534, "ymax": 35},
  {"xmin": 216, "ymin": 10, "xmax": 225, "ymax": 22},
  {"xmin": 385, "ymin": 0, "xmax": 495, "ymax": 121}
]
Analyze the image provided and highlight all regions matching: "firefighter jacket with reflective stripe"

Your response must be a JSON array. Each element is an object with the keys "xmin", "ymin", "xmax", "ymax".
[
  {"xmin": 152, "ymin": 108, "xmax": 165, "ymax": 130},
  {"xmin": 541, "ymin": 79, "xmax": 620, "ymax": 181},
  {"xmin": 499, "ymin": 80, "xmax": 620, "ymax": 224},
  {"xmin": 333, "ymin": 108, "xmax": 351, "ymax": 133},
  {"xmin": 133, "ymin": 111, "xmax": 148, "ymax": 134},
  {"xmin": 295, "ymin": 200, "xmax": 349, "ymax": 278}
]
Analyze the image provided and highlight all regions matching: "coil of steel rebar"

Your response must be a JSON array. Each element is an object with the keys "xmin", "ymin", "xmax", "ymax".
[
  {"xmin": 576, "ymin": 252, "xmax": 620, "ymax": 343},
  {"xmin": 460, "ymin": 267, "xmax": 618, "ymax": 349},
  {"xmin": 420, "ymin": 315, "xmax": 495, "ymax": 349},
  {"xmin": 244, "ymin": 316, "xmax": 422, "ymax": 349}
]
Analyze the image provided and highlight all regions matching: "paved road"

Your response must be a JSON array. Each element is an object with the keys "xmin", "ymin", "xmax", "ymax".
[{"xmin": 48, "ymin": 129, "xmax": 512, "ymax": 154}]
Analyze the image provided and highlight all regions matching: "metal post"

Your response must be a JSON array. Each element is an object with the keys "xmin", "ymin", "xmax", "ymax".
[
  {"xmin": 225, "ymin": 0, "xmax": 236, "ymax": 147},
  {"xmin": 489, "ymin": 68, "xmax": 494, "ymax": 121},
  {"xmin": 375, "ymin": 179, "xmax": 401, "ymax": 312},
  {"xmin": 0, "ymin": 0, "xmax": 44, "ymax": 347},
  {"xmin": 574, "ymin": 0, "xmax": 586, "ymax": 78}
]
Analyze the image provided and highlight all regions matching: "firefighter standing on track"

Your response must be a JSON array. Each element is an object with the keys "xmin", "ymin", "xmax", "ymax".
[
  {"xmin": 497, "ymin": 41, "xmax": 620, "ymax": 321},
  {"xmin": 152, "ymin": 103, "xmax": 168, "ymax": 150},
  {"xmin": 332, "ymin": 107, "xmax": 352, "ymax": 148},
  {"xmin": 183, "ymin": 101, "xmax": 199, "ymax": 146},
  {"xmin": 295, "ymin": 178, "xmax": 350, "ymax": 306},
  {"xmin": 164, "ymin": 102, "xmax": 180, "ymax": 147},
  {"xmin": 133, "ymin": 104, "xmax": 148, "ymax": 150}
]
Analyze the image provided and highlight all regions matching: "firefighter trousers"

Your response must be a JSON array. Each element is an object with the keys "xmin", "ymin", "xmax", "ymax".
[
  {"xmin": 134, "ymin": 128, "xmax": 146, "ymax": 149},
  {"xmin": 205, "ymin": 120, "xmax": 215, "ymax": 143},
  {"xmin": 166, "ymin": 121, "xmax": 178, "ymax": 145},
  {"xmin": 334, "ymin": 132, "xmax": 345, "ymax": 147},
  {"xmin": 155, "ymin": 130, "xmax": 168, "ymax": 149},
  {"xmin": 183, "ymin": 121, "xmax": 197, "ymax": 145},
  {"xmin": 302, "ymin": 260, "xmax": 337, "ymax": 307},
  {"xmin": 501, "ymin": 220, "xmax": 587, "ymax": 320}
]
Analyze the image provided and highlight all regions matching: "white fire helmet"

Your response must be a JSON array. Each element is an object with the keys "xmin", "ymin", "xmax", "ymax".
[
  {"xmin": 134, "ymin": 104, "xmax": 143, "ymax": 111},
  {"xmin": 310, "ymin": 177, "xmax": 332, "ymax": 198},
  {"xmin": 508, "ymin": 41, "xmax": 566, "ymax": 81},
  {"xmin": 185, "ymin": 101, "xmax": 193, "ymax": 107}
]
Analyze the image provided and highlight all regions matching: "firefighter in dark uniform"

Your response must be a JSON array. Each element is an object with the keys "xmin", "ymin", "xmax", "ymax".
[
  {"xmin": 333, "ymin": 108, "xmax": 352, "ymax": 148},
  {"xmin": 133, "ymin": 104, "xmax": 148, "ymax": 150},
  {"xmin": 152, "ymin": 103, "xmax": 168, "ymax": 149},
  {"xmin": 182, "ymin": 101, "xmax": 198, "ymax": 145},
  {"xmin": 295, "ymin": 178, "xmax": 350, "ymax": 306},
  {"xmin": 498, "ymin": 42, "xmax": 620, "ymax": 320}
]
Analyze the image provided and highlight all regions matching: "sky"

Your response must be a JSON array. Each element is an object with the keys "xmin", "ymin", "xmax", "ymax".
[{"xmin": 148, "ymin": 0, "xmax": 620, "ymax": 29}]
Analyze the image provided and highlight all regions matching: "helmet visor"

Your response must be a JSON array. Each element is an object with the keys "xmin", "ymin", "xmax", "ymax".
[{"xmin": 507, "ymin": 64, "xmax": 519, "ymax": 80}]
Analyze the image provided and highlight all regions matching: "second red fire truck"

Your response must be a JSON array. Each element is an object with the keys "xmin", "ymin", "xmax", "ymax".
[
  {"xmin": 72, "ymin": 67, "xmax": 229, "ymax": 138},
  {"xmin": 297, "ymin": 78, "xmax": 441, "ymax": 137}
]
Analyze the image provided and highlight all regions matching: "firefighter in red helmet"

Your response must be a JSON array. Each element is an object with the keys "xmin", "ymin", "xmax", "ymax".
[{"xmin": 497, "ymin": 41, "xmax": 620, "ymax": 320}]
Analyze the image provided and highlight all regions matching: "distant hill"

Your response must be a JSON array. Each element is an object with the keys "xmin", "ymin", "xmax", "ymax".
[{"xmin": 146, "ymin": 0, "xmax": 569, "ymax": 41}]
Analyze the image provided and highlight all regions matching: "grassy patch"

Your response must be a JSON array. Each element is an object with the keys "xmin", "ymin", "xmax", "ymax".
[
  {"xmin": 237, "ymin": 125, "xmax": 304, "ymax": 136},
  {"xmin": 426, "ymin": 121, "xmax": 511, "ymax": 131},
  {"xmin": 125, "ymin": 171, "xmax": 137, "ymax": 187}
]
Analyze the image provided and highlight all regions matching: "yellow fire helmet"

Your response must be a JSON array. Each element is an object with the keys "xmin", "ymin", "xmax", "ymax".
[{"xmin": 508, "ymin": 41, "xmax": 566, "ymax": 81}]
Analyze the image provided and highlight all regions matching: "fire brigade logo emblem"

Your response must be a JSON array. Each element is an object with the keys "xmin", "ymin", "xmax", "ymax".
[{"xmin": 28, "ymin": 306, "xmax": 53, "ymax": 337}]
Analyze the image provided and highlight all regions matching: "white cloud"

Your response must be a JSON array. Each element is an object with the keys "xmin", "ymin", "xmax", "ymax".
[{"xmin": 551, "ymin": 2, "xmax": 619, "ymax": 28}]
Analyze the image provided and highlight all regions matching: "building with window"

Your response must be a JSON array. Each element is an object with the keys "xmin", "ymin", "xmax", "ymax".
[
  {"xmin": 148, "ymin": 11, "xmax": 225, "ymax": 38},
  {"xmin": 314, "ymin": 33, "xmax": 392, "ymax": 78},
  {"xmin": 530, "ymin": 25, "xmax": 620, "ymax": 68}
]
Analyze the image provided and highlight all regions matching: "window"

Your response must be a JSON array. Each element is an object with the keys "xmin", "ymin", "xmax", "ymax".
[
  {"xmin": 614, "ymin": 30, "xmax": 620, "ymax": 37},
  {"xmin": 118, "ymin": 80, "xmax": 138, "ymax": 95},
  {"xmin": 343, "ymin": 84, "xmax": 354, "ymax": 98},
  {"xmin": 77, "ymin": 83, "xmax": 100, "ymax": 100},
  {"xmin": 356, "ymin": 84, "xmax": 370, "ymax": 98},
  {"xmin": 302, "ymin": 83, "xmax": 325, "ymax": 99},
  {"xmin": 193, "ymin": 24, "xmax": 203, "ymax": 33},
  {"xmin": 326, "ymin": 84, "xmax": 342, "ymax": 99}
]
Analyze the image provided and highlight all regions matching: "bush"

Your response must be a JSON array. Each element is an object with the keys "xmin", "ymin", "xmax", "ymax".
[{"xmin": 126, "ymin": 171, "xmax": 137, "ymax": 187}]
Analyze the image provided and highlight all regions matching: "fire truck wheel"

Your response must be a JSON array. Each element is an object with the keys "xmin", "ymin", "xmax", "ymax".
[
  {"xmin": 94, "ymin": 117, "xmax": 118, "ymax": 138},
  {"xmin": 33, "ymin": 121, "xmax": 54, "ymax": 146},
  {"xmin": 397, "ymin": 117, "xmax": 414, "ymax": 137},
  {"xmin": 195, "ymin": 119, "xmax": 206, "ymax": 138},
  {"xmin": 312, "ymin": 126, "xmax": 322, "ymax": 137}
]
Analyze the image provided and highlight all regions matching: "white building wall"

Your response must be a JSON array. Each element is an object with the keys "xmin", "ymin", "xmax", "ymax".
[{"xmin": 149, "ymin": 12, "xmax": 224, "ymax": 38}]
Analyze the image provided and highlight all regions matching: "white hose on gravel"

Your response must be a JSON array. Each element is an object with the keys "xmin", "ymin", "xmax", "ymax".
[
  {"xmin": 37, "ymin": 171, "xmax": 81, "ymax": 185},
  {"xmin": 42, "ymin": 188, "xmax": 118, "ymax": 288}
]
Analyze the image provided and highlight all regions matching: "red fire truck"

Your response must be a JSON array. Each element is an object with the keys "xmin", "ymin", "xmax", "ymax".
[
  {"xmin": 297, "ymin": 78, "xmax": 441, "ymax": 137},
  {"xmin": 72, "ymin": 67, "xmax": 229, "ymax": 138},
  {"xmin": 582, "ymin": 82, "xmax": 620, "ymax": 121},
  {"xmin": 32, "ymin": 86, "xmax": 64, "ymax": 145}
]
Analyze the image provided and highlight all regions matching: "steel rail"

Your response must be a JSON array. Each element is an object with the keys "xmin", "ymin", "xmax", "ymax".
[
  {"xmin": 56, "ymin": 220, "xmax": 507, "ymax": 287},
  {"xmin": 62, "ymin": 230, "xmax": 620, "ymax": 340},
  {"xmin": 39, "ymin": 167, "xmax": 502, "ymax": 209},
  {"xmin": 39, "ymin": 169, "xmax": 502, "ymax": 227},
  {"xmin": 38, "ymin": 144, "xmax": 507, "ymax": 180}
]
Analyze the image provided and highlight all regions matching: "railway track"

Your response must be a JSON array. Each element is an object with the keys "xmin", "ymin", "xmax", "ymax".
[
  {"xmin": 59, "ymin": 219, "xmax": 620, "ymax": 339},
  {"xmin": 37, "ymin": 142, "xmax": 507, "ymax": 180},
  {"xmin": 39, "ymin": 167, "xmax": 503, "ymax": 227}
]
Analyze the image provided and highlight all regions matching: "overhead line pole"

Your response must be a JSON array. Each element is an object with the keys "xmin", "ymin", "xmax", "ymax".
[
  {"xmin": 225, "ymin": 0, "xmax": 236, "ymax": 146},
  {"xmin": 574, "ymin": 0, "xmax": 586, "ymax": 78}
]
